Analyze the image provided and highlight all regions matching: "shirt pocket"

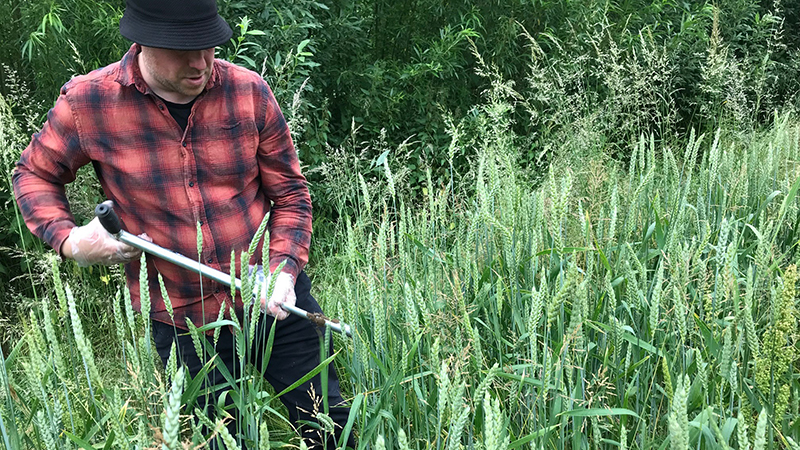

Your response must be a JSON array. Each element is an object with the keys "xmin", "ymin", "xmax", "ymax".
[{"xmin": 196, "ymin": 120, "xmax": 259, "ymax": 183}]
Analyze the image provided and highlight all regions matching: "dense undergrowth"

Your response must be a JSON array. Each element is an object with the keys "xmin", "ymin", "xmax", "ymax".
[
  {"xmin": 3, "ymin": 87, "xmax": 800, "ymax": 448},
  {"xmin": 2, "ymin": 0, "xmax": 800, "ymax": 448}
]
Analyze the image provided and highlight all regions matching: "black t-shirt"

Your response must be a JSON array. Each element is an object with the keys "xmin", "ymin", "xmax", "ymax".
[{"xmin": 159, "ymin": 96, "xmax": 196, "ymax": 132}]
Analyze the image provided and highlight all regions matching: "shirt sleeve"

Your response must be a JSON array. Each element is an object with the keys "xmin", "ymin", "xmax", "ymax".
[
  {"xmin": 12, "ymin": 87, "xmax": 90, "ymax": 255},
  {"xmin": 256, "ymin": 82, "xmax": 312, "ymax": 280}
]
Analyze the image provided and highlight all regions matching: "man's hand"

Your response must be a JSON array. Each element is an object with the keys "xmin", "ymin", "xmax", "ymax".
[
  {"xmin": 261, "ymin": 271, "xmax": 296, "ymax": 320},
  {"xmin": 62, "ymin": 217, "xmax": 145, "ymax": 266}
]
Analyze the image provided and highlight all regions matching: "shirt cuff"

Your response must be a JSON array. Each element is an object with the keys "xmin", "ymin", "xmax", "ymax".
[
  {"xmin": 269, "ymin": 257, "xmax": 300, "ymax": 283},
  {"xmin": 48, "ymin": 220, "xmax": 77, "ymax": 258}
]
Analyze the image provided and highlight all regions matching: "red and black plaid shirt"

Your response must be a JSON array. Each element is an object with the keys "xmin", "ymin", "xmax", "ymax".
[{"xmin": 13, "ymin": 44, "xmax": 312, "ymax": 328}]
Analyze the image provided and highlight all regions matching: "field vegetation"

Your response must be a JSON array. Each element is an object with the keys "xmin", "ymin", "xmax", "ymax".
[{"xmin": 1, "ymin": 0, "xmax": 800, "ymax": 449}]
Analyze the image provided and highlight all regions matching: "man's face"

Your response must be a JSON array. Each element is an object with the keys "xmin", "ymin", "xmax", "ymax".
[{"xmin": 138, "ymin": 46, "xmax": 215, "ymax": 104}]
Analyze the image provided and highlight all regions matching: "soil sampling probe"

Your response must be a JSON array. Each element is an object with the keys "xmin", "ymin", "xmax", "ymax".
[{"xmin": 95, "ymin": 201, "xmax": 353, "ymax": 337}]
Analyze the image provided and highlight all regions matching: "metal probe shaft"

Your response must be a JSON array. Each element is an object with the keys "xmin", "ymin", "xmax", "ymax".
[{"xmin": 95, "ymin": 203, "xmax": 352, "ymax": 337}]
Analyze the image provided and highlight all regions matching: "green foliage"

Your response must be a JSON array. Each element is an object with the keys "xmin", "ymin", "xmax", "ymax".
[
  {"xmin": 2, "ymin": 0, "xmax": 127, "ymax": 108},
  {"xmin": 3, "ymin": 112, "xmax": 800, "ymax": 448},
  {"xmin": 0, "ymin": 243, "xmax": 314, "ymax": 449},
  {"xmin": 218, "ymin": 0, "xmax": 330, "ymax": 171},
  {"xmin": 2, "ymin": 0, "xmax": 799, "ymax": 216},
  {"xmin": 310, "ymin": 87, "xmax": 800, "ymax": 448},
  {"xmin": 3, "ymin": 0, "xmax": 800, "ymax": 448}
]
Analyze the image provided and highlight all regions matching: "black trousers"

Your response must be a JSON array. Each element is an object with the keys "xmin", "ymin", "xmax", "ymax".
[{"xmin": 152, "ymin": 271, "xmax": 355, "ymax": 449}]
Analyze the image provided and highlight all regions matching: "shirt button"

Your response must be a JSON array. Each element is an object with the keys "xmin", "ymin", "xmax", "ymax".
[
  {"xmin": 182, "ymin": 142, "xmax": 187, "ymax": 147},
  {"xmin": 199, "ymin": 221, "xmax": 203, "ymax": 226},
  {"xmin": 207, "ymin": 258, "xmax": 213, "ymax": 263},
  {"xmin": 215, "ymin": 288, "xmax": 220, "ymax": 293},
  {"xmin": 189, "ymin": 181, "xmax": 194, "ymax": 187}
]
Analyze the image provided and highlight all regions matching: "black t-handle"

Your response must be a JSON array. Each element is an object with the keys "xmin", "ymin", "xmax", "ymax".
[{"xmin": 95, "ymin": 200, "xmax": 122, "ymax": 235}]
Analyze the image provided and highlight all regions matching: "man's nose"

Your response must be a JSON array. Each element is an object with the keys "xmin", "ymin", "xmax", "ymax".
[{"xmin": 187, "ymin": 51, "xmax": 208, "ymax": 71}]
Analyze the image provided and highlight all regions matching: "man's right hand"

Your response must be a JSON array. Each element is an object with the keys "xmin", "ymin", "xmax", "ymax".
[{"xmin": 62, "ymin": 217, "xmax": 144, "ymax": 266}]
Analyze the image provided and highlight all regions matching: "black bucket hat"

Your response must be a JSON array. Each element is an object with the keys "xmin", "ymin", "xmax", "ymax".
[{"xmin": 120, "ymin": 0, "xmax": 232, "ymax": 50}]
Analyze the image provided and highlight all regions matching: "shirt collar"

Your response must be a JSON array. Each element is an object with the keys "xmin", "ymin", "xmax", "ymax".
[{"xmin": 115, "ymin": 43, "xmax": 222, "ymax": 95}]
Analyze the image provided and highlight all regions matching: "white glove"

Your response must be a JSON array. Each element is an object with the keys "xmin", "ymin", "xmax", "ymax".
[
  {"xmin": 65, "ymin": 217, "xmax": 146, "ymax": 267},
  {"xmin": 252, "ymin": 266, "xmax": 295, "ymax": 320}
]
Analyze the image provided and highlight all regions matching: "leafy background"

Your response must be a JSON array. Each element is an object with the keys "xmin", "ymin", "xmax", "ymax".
[{"xmin": 1, "ymin": 0, "xmax": 800, "ymax": 448}]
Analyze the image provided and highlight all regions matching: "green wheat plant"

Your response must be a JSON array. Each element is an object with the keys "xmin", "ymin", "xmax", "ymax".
[{"xmin": 312, "ymin": 79, "xmax": 800, "ymax": 449}]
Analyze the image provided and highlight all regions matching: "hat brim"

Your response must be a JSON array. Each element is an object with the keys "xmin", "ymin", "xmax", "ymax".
[{"xmin": 120, "ymin": 13, "xmax": 232, "ymax": 50}]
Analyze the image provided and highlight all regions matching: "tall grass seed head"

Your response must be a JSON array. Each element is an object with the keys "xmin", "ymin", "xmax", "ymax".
[
  {"xmin": 528, "ymin": 280, "xmax": 544, "ymax": 338},
  {"xmin": 742, "ymin": 265, "xmax": 760, "ymax": 358},
  {"xmin": 67, "ymin": 282, "xmax": 101, "ymax": 387},
  {"xmin": 184, "ymin": 318, "xmax": 205, "ymax": 363},
  {"xmin": 240, "ymin": 251, "xmax": 253, "ymax": 301},
  {"xmin": 611, "ymin": 316, "xmax": 623, "ymax": 361},
  {"xmin": 403, "ymin": 282, "xmax": 420, "ymax": 334},
  {"xmin": 113, "ymin": 288, "xmax": 129, "ymax": 354},
  {"xmin": 661, "ymin": 356, "xmax": 673, "ymax": 403},
  {"xmin": 447, "ymin": 398, "xmax": 471, "ymax": 450},
  {"xmin": 214, "ymin": 302, "xmax": 226, "ymax": 347},
  {"xmin": 437, "ymin": 360, "xmax": 451, "ymax": 419},
  {"xmin": 720, "ymin": 324, "xmax": 734, "ymax": 384},
  {"xmin": 166, "ymin": 341, "xmax": 177, "ymax": 380},
  {"xmin": 139, "ymin": 252, "xmax": 151, "ymax": 322},
  {"xmin": 24, "ymin": 318, "xmax": 46, "ymax": 387},
  {"xmin": 604, "ymin": 270, "xmax": 617, "ymax": 314},
  {"xmin": 649, "ymin": 262, "xmax": 664, "ymax": 337},
  {"xmin": 124, "ymin": 283, "xmax": 136, "ymax": 343},
  {"xmin": 40, "ymin": 296, "xmax": 65, "ymax": 378},
  {"xmin": 398, "ymin": 428, "xmax": 411, "ymax": 450},
  {"xmin": 259, "ymin": 421, "xmax": 271, "ymax": 450},
  {"xmin": 50, "ymin": 256, "xmax": 68, "ymax": 317},
  {"xmin": 375, "ymin": 435, "xmax": 386, "ymax": 450},
  {"xmin": 667, "ymin": 375, "xmax": 689, "ymax": 450},
  {"xmin": 753, "ymin": 408, "xmax": 768, "ymax": 450},
  {"xmin": 248, "ymin": 211, "xmax": 270, "ymax": 258},
  {"xmin": 35, "ymin": 410, "xmax": 57, "ymax": 449},
  {"xmin": 196, "ymin": 220, "xmax": 203, "ymax": 259},
  {"xmin": 162, "ymin": 366, "xmax": 185, "ymax": 450},
  {"xmin": 672, "ymin": 285, "xmax": 687, "ymax": 344},
  {"xmin": 249, "ymin": 277, "xmax": 262, "ymax": 347},
  {"xmin": 483, "ymin": 392, "xmax": 509, "ymax": 450},
  {"xmin": 736, "ymin": 410, "xmax": 749, "ymax": 450},
  {"xmin": 774, "ymin": 383, "xmax": 790, "ymax": 423},
  {"xmin": 158, "ymin": 273, "xmax": 173, "ymax": 320}
]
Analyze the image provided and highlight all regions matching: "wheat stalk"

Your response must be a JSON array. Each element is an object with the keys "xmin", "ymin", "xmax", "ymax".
[
  {"xmin": 161, "ymin": 366, "xmax": 185, "ymax": 450},
  {"xmin": 737, "ymin": 410, "xmax": 750, "ymax": 450},
  {"xmin": 259, "ymin": 421, "xmax": 271, "ymax": 450},
  {"xmin": 667, "ymin": 375, "xmax": 689, "ymax": 450},
  {"xmin": 753, "ymin": 409, "xmax": 768, "ymax": 450},
  {"xmin": 66, "ymin": 282, "xmax": 101, "ymax": 389}
]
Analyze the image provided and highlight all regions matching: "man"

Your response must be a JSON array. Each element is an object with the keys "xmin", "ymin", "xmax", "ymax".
[{"xmin": 12, "ymin": 0, "xmax": 354, "ymax": 448}]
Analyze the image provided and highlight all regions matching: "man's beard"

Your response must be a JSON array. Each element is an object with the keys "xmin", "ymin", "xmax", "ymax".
[{"xmin": 140, "ymin": 52, "xmax": 208, "ymax": 101}]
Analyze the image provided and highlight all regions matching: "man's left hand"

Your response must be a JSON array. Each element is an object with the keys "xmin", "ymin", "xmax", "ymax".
[{"xmin": 261, "ymin": 272, "xmax": 296, "ymax": 320}]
